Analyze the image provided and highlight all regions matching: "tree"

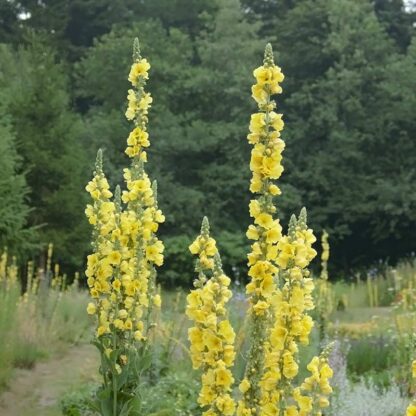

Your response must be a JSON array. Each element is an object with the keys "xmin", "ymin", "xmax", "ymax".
[
  {"xmin": 76, "ymin": 0, "xmax": 264, "ymax": 281},
  {"xmin": 76, "ymin": 0, "xmax": 264, "ymax": 236},
  {"xmin": 374, "ymin": 0, "xmax": 416, "ymax": 50},
  {"xmin": 0, "ymin": 36, "xmax": 89, "ymax": 268},
  {"xmin": 284, "ymin": 0, "xmax": 416, "ymax": 270},
  {"xmin": 1, "ymin": 0, "xmax": 218, "ymax": 61},
  {"xmin": 0, "ymin": 0, "xmax": 21, "ymax": 44},
  {"xmin": 0, "ymin": 96, "xmax": 37, "ymax": 255}
]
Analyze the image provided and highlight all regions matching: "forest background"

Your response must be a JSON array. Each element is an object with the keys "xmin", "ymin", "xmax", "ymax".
[{"xmin": 1, "ymin": 0, "xmax": 415, "ymax": 285}]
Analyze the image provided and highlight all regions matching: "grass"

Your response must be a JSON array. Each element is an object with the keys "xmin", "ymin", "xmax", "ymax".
[
  {"xmin": 2, "ymin": 258, "xmax": 416, "ymax": 415},
  {"xmin": 0, "ymin": 282, "xmax": 91, "ymax": 392},
  {"xmin": 0, "ymin": 284, "xmax": 19, "ymax": 388}
]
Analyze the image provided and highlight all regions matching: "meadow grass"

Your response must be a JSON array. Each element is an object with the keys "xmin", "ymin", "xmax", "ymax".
[
  {"xmin": 1, "ymin": 258, "xmax": 415, "ymax": 415},
  {"xmin": 0, "ymin": 283, "xmax": 91, "ymax": 391}
]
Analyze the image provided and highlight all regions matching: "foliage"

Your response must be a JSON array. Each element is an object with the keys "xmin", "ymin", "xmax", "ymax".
[
  {"xmin": 347, "ymin": 336, "xmax": 395, "ymax": 381},
  {"xmin": 62, "ymin": 387, "xmax": 99, "ymax": 416},
  {"xmin": 160, "ymin": 231, "xmax": 248, "ymax": 287},
  {"xmin": 0, "ymin": 280, "xmax": 19, "ymax": 388},
  {"xmin": 0, "ymin": 97, "xmax": 37, "ymax": 255},
  {"xmin": 0, "ymin": 36, "xmax": 89, "ymax": 268},
  {"xmin": 160, "ymin": 235, "xmax": 194, "ymax": 287},
  {"xmin": 0, "ymin": 249, "xmax": 91, "ymax": 391},
  {"xmin": 330, "ymin": 378, "xmax": 408, "ymax": 416},
  {"xmin": 61, "ymin": 371, "xmax": 201, "ymax": 416},
  {"xmin": 0, "ymin": 0, "xmax": 415, "ymax": 272},
  {"xmin": 282, "ymin": 0, "xmax": 416, "ymax": 270}
]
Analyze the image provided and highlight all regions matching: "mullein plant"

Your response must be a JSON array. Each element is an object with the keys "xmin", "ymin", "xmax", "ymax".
[
  {"xmin": 320, "ymin": 231, "xmax": 329, "ymax": 282},
  {"xmin": 85, "ymin": 38, "xmax": 164, "ymax": 416},
  {"xmin": 187, "ymin": 217, "xmax": 237, "ymax": 416},
  {"xmin": 316, "ymin": 230, "xmax": 333, "ymax": 341},
  {"xmin": 0, "ymin": 249, "xmax": 18, "ymax": 289},
  {"xmin": 187, "ymin": 44, "xmax": 333, "ymax": 416},
  {"xmin": 2, "ymin": 252, "xmax": 19, "ymax": 281}
]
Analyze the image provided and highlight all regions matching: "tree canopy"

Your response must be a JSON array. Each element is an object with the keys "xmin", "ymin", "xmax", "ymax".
[{"xmin": 0, "ymin": 0, "xmax": 415, "ymax": 281}]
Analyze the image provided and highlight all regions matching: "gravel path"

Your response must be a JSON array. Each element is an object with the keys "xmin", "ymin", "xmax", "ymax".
[{"xmin": 0, "ymin": 343, "xmax": 98, "ymax": 416}]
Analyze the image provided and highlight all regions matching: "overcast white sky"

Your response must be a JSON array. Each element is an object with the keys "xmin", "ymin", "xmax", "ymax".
[{"xmin": 404, "ymin": 0, "xmax": 416, "ymax": 11}]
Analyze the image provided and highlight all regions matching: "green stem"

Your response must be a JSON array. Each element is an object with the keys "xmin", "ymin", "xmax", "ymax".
[{"xmin": 113, "ymin": 330, "xmax": 118, "ymax": 416}]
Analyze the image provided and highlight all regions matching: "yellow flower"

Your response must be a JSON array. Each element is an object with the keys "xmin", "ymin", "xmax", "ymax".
[
  {"xmin": 269, "ymin": 111, "xmax": 284, "ymax": 132},
  {"xmin": 249, "ymin": 199, "xmax": 261, "ymax": 217},
  {"xmin": 204, "ymin": 331, "xmax": 222, "ymax": 351},
  {"xmin": 113, "ymin": 319, "xmax": 123, "ymax": 330},
  {"xmin": 254, "ymin": 212, "xmax": 274, "ymax": 229},
  {"xmin": 251, "ymin": 84, "xmax": 268, "ymax": 105},
  {"xmin": 223, "ymin": 345, "xmax": 236, "ymax": 366},
  {"xmin": 97, "ymin": 325, "xmax": 108, "ymax": 337},
  {"xmin": 118, "ymin": 309, "xmax": 128, "ymax": 319},
  {"xmin": 318, "ymin": 397, "xmax": 329, "ymax": 408},
  {"xmin": 268, "ymin": 184, "xmax": 281, "ymax": 195},
  {"xmin": 253, "ymin": 300, "xmax": 269, "ymax": 315},
  {"xmin": 239, "ymin": 378, "xmax": 251, "ymax": 394},
  {"xmin": 320, "ymin": 363, "xmax": 333, "ymax": 379},
  {"xmin": 187, "ymin": 218, "xmax": 236, "ymax": 414},
  {"xmin": 282, "ymin": 352, "xmax": 298, "ymax": 379},
  {"xmin": 134, "ymin": 330, "xmax": 144, "ymax": 341},
  {"xmin": 218, "ymin": 320, "xmax": 235, "ymax": 343},
  {"xmin": 145, "ymin": 240, "xmax": 164, "ymax": 266},
  {"xmin": 128, "ymin": 58, "xmax": 150, "ymax": 85},
  {"xmin": 407, "ymin": 404, "xmax": 416, "ymax": 416},
  {"xmin": 87, "ymin": 302, "xmax": 96, "ymax": 315},
  {"xmin": 189, "ymin": 240, "xmax": 200, "ymax": 254},
  {"xmin": 153, "ymin": 294, "xmax": 161, "ymax": 308},
  {"xmin": 199, "ymin": 384, "xmax": 216, "ymax": 406},
  {"xmin": 112, "ymin": 279, "xmax": 121, "ymax": 291},
  {"xmin": 270, "ymin": 326, "xmax": 287, "ymax": 349},
  {"xmin": 249, "ymin": 113, "xmax": 266, "ymax": 133},
  {"xmin": 216, "ymin": 394, "xmax": 236, "ymax": 415},
  {"xmin": 246, "ymin": 225, "xmax": 259, "ymax": 240},
  {"xmin": 108, "ymin": 251, "xmax": 121, "ymax": 265},
  {"xmin": 266, "ymin": 222, "xmax": 282, "ymax": 243},
  {"xmin": 253, "ymin": 65, "xmax": 284, "ymax": 87},
  {"xmin": 215, "ymin": 366, "xmax": 234, "ymax": 388}
]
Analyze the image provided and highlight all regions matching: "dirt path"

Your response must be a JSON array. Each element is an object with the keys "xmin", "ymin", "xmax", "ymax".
[{"xmin": 0, "ymin": 343, "xmax": 99, "ymax": 416}]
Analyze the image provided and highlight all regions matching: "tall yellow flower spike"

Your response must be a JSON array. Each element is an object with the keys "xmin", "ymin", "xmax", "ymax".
[
  {"xmin": 121, "ymin": 37, "xmax": 165, "ymax": 340},
  {"xmin": 295, "ymin": 344, "xmax": 333, "ymax": 416},
  {"xmin": 0, "ymin": 249, "xmax": 18, "ymax": 289},
  {"xmin": 259, "ymin": 209, "xmax": 318, "ymax": 415},
  {"xmin": 320, "ymin": 231, "xmax": 329, "ymax": 280},
  {"xmin": 238, "ymin": 43, "xmax": 285, "ymax": 416},
  {"xmin": 187, "ymin": 217, "xmax": 236, "ymax": 416},
  {"xmin": 85, "ymin": 38, "xmax": 165, "ymax": 414},
  {"xmin": 85, "ymin": 149, "xmax": 118, "ymax": 337},
  {"xmin": 316, "ymin": 230, "xmax": 333, "ymax": 340},
  {"xmin": 124, "ymin": 38, "xmax": 152, "ymax": 160},
  {"xmin": 237, "ymin": 45, "xmax": 333, "ymax": 416}
]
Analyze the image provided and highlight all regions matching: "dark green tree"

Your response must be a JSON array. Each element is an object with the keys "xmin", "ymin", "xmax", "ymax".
[
  {"xmin": 0, "ymin": 96, "xmax": 37, "ymax": 254},
  {"xmin": 76, "ymin": 0, "xmax": 263, "ymax": 282},
  {"xmin": 2, "ymin": 0, "xmax": 415, "ymax": 277},
  {"xmin": 285, "ymin": 0, "xmax": 416, "ymax": 270},
  {"xmin": 2, "ymin": 0, "xmax": 218, "ymax": 60},
  {"xmin": 0, "ymin": 37, "xmax": 89, "ymax": 268},
  {"xmin": 374, "ymin": 0, "xmax": 416, "ymax": 50},
  {"xmin": 0, "ymin": 0, "xmax": 21, "ymax": 43}
]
